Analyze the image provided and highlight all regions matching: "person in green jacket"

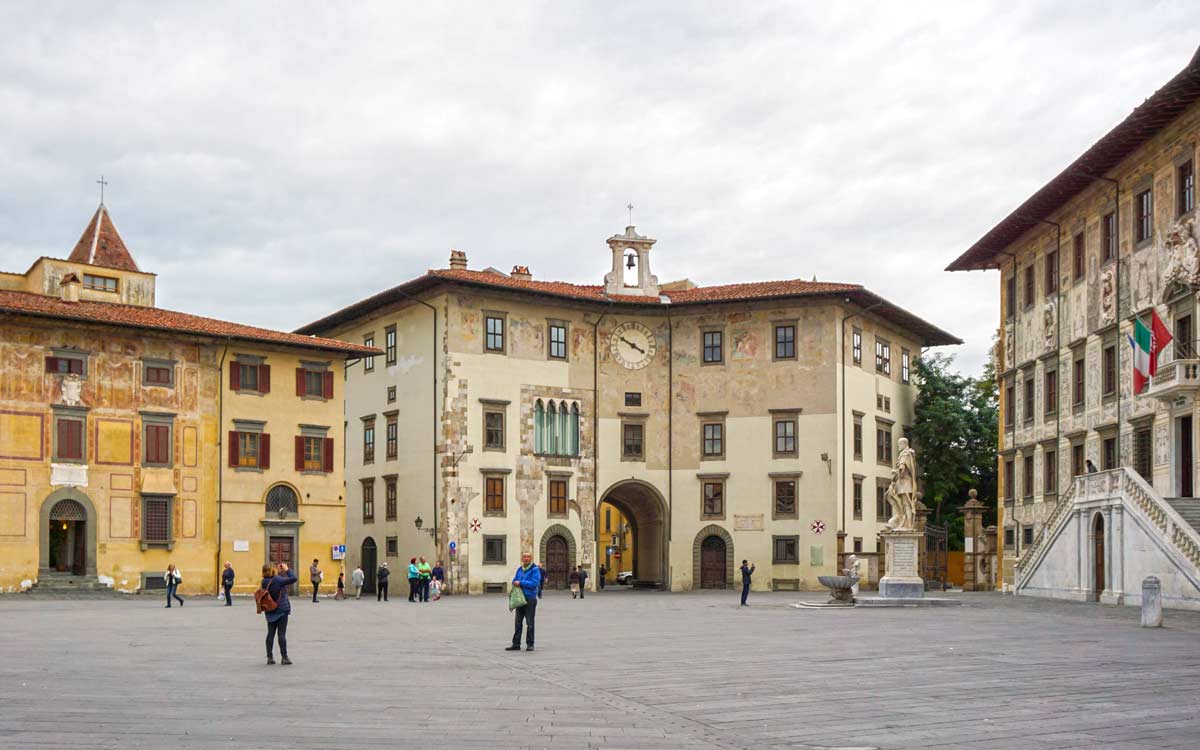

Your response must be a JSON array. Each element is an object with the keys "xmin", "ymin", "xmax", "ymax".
[
  {"xmin": 418, "ymin": 556, "xmax": 433, "ymax": 602},
  {"xmin": 407, "ymin": 558, "xmax": 420, "ymax": 602}
]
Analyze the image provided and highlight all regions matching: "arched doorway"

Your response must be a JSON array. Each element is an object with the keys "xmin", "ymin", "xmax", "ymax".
[
  {"xmin": 597, "ymin": 480, "xmax": 669, "ymax": 587},
  {"xmin": 693, "ymin": 524, "xmax": 734, "ymax": 589},
  {"xmin": 361, "ymin": 537, "xmax": 378, "ymax": 595},
  {"xmin": 1092, "ymin": 513, "xmax": 1105, "ymax": 602},
  {"xmin": 545, "ymin": 536, "xmax": 569, "ymax": 589},
  {"xmin": 39, "ymin": 489, "xmax": 97, "ymax": 578}
]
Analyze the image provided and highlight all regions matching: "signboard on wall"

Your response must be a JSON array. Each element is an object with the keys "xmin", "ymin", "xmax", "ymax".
[
  {"xmin": 233, "ymin": 539, "xmax": 250, "ymax": 552},
  {"xmin": 734, "ymin": 514, "xmax": 764, "ymax": 531},
  {"xmin": 332, "ymin": 544, "xmax": 346, "ymax": 560}
]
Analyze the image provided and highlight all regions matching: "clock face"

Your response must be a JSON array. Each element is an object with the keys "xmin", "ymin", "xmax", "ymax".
[{"xmin": 610, "ymin": 321, "xmax": 657, "ymax": 370}]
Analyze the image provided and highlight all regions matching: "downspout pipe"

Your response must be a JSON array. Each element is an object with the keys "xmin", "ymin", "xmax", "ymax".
[
  {"xmin": 215, "ymin": 338, "xmax": 230, "ymax": 594},
  {"xmin": 839, "ymin": 300, "xmax": 884, "ymax": 537},
  {"xmin": 592, "ymin": 303, "xmax": 613, "ymax": 577}
]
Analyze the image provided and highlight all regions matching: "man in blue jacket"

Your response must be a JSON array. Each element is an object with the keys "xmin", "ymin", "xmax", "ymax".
[{"xmin": 506, "ymin": 551, "xmax": 542, "ymax": 652}]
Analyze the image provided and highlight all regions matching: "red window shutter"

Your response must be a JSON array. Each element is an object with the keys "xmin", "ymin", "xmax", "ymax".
[
  {"xmin": 260, "ymin": 433, "xmax": 270, "ymax": 469},
  {"xmin": 323, "ymin": 371, "xmax": 334, "ymax": 399},
  {"xmin": 230, "ymin": 365, "xmax": 240, "ymax": 391},
  {"xmin": 72, "ymin": 422, "xmax": 83, "ymax": 459},
  {"xmin": 160, "ymin": 425, "xmax": 171, "ymax": 463},
  {"xmin": 295, "ymin": 368, "xmax": 305, "ymax": 397},
  {"xmin": 145, "ymin": 425, "xmax": 156, "ymax": 463},
  {"xmin": 323, "ymin": 437, "xmax": 334, "ymax": 473},
  {"xmin": 259, "ymin": 364, "xmax": 271, "ymax": 394},
  {"xmin": 45, "ymin": 356, "xmax": 58, "ymax": 373},
  {"xmin": 228, "ymin": 431, "xmax": 239, "ymax": 467},
  {"xmin": 295, "ymin": 435, "xmax": 304, "ymax": 471},
  {"xmin": 69, "ymin": 358, "xmax": 83, "ymax": 375}
]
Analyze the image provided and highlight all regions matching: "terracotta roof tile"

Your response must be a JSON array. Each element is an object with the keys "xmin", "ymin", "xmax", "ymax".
[
  {"xmin": 67, "ymin": 205, "xmax": 141, "ymax": 272},
  {"xmin": 0, "ymin": 289, "xmax": 378, "ymax": 356}
]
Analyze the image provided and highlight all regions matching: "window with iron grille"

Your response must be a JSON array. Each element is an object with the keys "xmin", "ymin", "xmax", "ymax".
[
  {"xmin": 362, "ymin": 481, "xmax": 375, "ymax": 522},
  {"xmin": 485, "ymin": 315, "xmax": 505, "ymax": 352},
  {"xmin": 622, "ymin": 423, "xmax": 644, "ymax": 459},
  {"xmin": 852, "ymin": 328, "xmax": 862, "ymax": 363},
  {"xmin": 385, "ymin": 326, "xmax": 396, "ymax": 365},
  {"xmin": 773, "ymin": 418, "xmax": 796, "ymax": 457},
  {"xmin": 142, "ymin": 496, "xmax": 172, "ymax": 543},
  {"xmin": 1023, "ymin": 526, "xmax": 1034, "ymax": 545},
  {"xmin": 548, "ymin": 479, "xmax": 568, "ymax": 516},
  {"xmin": 774, "ymin": 324, "xmax": 795, "ymax": 360},
  {"xmin": 702, "ymin": 330, "xmax": 723, "ymax": 364},
  {"xmin": 483, "ymin": 535, "xmax": 506, "ymax": 564},
  {"xmin": 1136, "ymin": 188, "xmax": 1153, "ymax": 243},
  {"xmin": 385, "ymin": 478, "xmax": 397, "ymax": 521},
  {"xmin": 1005, "ymin": 527, "xmax": 1015, "ymax": 549},
  {"xmin": 702, "ymin": 481, "xmax": 724, "ymax": 517},
  {"xmin": 1134, "ymin": 427, "xmax": 1152, "ymax": 481},
  {"xmin": 548, "ymin": 322, "xmax": 567, "ymax": 360},
  {"xmin": 702, "ymin": 423, "xmax": 723, "ymax": 458},
  {"xmin": 1179, "ymin": 160, "xmax": 1195, "ymax": 216},
  {"xmin": 774, "ymin": 480, "xmax": 796, "ymax": 518},
  {"xmin": 1102, "ymin": 212, "xmax": 1116, "ymax": 262},
  {"xmin": 485, "ymin": 476, "xmax": 505, "ymax": 515},
  {"xmin": 266, "ymin": 485, "xmax": 298, "ymax": 515},
  {"xmin": 772, "ymin": 535, "xmax": 799, "ymax": 564}
]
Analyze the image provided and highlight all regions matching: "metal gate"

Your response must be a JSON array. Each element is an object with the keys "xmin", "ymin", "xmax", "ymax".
[{"xmin": 923, "ymin": 522, "xmax": 948, "ymax": 590}]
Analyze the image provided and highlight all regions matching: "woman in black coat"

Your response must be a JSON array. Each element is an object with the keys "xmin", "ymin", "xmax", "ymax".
[
  {"xmin": 262, "ymin": 562, "xmax": 297, "ymax": 665},
  {"xmin": 376, "ymin": 561, "xmax": 390, "ymax": 601}
]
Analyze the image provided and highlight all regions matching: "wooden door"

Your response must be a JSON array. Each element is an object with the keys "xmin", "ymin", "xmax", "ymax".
[
  {"xmin": 361, "ymin": 538, "xmax": 377, "ymax": 594},
  {"xmin": 1092, "ymin": 515, "xmax": 1105, "ymax": 602},
  {"xmin": 1182, "ymin": 416, "xmax": 1194, "ymax": 497},
  {"xmin": 545, "ymin": 536, "xmax": 569, "ymax": 589},
  {"xmin": 269, "ymin": 536, "xmax": 295, "ymax": 592},
  {"xmin": 700, "ymin": 536, "xmax": 726, "ymax": 589},
  {"xmin": 72, "ymin": 521, "xmax": 86, "ymax": 576}
]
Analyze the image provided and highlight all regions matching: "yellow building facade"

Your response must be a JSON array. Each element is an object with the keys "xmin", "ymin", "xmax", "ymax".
[{"xmin": 0, "ymin": 204, "xmax": 374, "ymax": 594}]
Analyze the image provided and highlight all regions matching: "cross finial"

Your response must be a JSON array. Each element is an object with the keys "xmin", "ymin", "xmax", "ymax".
[
  {"xmin": 627, "ymin": 203, "xmax": 634, "ymax": 225},
  {"xmin": 96, "ymin": 175, "xmax": 108, "ymax": 205}
]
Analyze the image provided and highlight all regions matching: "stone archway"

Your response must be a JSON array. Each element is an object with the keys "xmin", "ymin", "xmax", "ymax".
[
  {"xmin": 598, "ymin": 480, "xmax": 669, "ymax": 587},
  {"xmin": 39, "ymin": 488, "xmax": 98, "ymax": 577},
  {"xmin": 540, "ymin": 524, "xmax": 577, "ymax": 590},
  {"xmin": 692, "ymin": 524, "xmax": 734, "ymax": 590}
]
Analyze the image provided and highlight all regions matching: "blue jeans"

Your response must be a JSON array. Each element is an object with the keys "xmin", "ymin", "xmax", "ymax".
[
  {"xmin": 166, "ymin": 583, "xmax": 183, "ymax": 606},
  {"xmin": 740, "ymin": 582, "xmax": 750, "ymax": 605}
]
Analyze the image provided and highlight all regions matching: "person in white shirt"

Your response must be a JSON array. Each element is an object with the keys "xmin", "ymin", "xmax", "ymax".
[{"xmin": 352, "ymin": 566, "xmax": 365, "ymax": 599}]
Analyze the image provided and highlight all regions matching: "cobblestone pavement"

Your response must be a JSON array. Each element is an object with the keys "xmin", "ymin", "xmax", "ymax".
[{"xmin": 2, "ymin": 589, "xmax": 1199, "ymax": 749}]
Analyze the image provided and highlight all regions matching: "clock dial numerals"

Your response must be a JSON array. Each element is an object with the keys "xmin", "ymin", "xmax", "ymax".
[{"xmin": 609, "ymin": 322, "xmax": 657, "ymax": 370}]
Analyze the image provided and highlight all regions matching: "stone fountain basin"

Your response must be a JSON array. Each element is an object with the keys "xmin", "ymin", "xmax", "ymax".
[{"xmin": 818, "ymin": 575, "xmax": 856, "ymax": 590}]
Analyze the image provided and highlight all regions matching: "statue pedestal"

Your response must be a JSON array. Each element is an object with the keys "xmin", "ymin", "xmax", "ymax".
[{"xmin": 879, "ymin": 530, "xmax": 924, "ymax": 598}]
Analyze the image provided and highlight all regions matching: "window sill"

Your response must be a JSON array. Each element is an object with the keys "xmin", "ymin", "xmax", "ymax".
[
  {"xmin": 140, "ymin": 540, "xmax": 175, "ymax": 551},
  {"xmin": 772, "ymin": 560, "xmax": 800, "ymax": 566},
  {"xmin": 773, "ymin": 452, "xmax": 799, "ymax": 460},
  {"xmin": 52, "ymin": 457, "xmax": 87, "ymax": 465},
  {"xmin": 773, "ymin": 514, "xmax": 799, "ymax": 521},
  {"xmin": 852, "ymin": 515, "xmax": 863, "ymax": 521},
  {"xmin": 483, "ymin": 446, "xmax": 506, "ymax": 453},
  {"xmin": 1134, "ymin": 238, "xmax": 1154, "ymax": 252},
  {"xmin": 483, "ymin": 511, "xmax": 506, "ymax": 518},
  {"xmin": 700, "ymin": 455, "xmax": 725, "ymax": 462},
  {"xmin": 300, "ymin": 395, "xmax": 329, "ymax": 402},
  {"xmin": 233, "ymin": 389, "xmax": 266, "ymax": 397},
  {"xmin": 233, "ymin": 466, "xmax": 264, "ymax": 473},
  {"xmin": 547, "ymin": 513, "xmax": 569, "ymax": 520},
  {"xmin": 300, "ymin": 470, "xmax": 330, "ymax": 476},
  {"xmin": 362, "ymin": 517, "xmax": 375, "ymax": 524},
  {"xmin": 701, "ymin": 514, "xmax": 726, "ymax": 522},
  {"xmin": 482, "ymin": 560, "xmax": 507, "ymax": 566},
  {"xmin": 143, "ymin": 463, "xmax": 173, "ymax": 469},
  {"xmin": 620, "ymin": 454, "xmax": 645, "ymax": 462}
]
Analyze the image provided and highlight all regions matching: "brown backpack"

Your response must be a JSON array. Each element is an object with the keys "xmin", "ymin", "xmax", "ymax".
[{"xmin": 255, "ymin": 582, "xmax": 278, "ymax": 614}]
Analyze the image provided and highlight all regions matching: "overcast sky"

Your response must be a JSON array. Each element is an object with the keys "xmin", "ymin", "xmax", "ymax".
[{"xmin": 2, "ymin": 3, "xmax": 1198, "ymax": 376}]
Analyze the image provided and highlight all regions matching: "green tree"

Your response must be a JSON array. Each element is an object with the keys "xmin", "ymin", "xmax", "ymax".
[{"xmin": 911, "ymin": 352, "xmax": 998, "ymax": 549}]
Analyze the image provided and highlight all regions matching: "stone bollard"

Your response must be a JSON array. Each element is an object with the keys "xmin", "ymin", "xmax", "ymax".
[{"xmin": 1141, "ymin": 576, "xmax": 1163, "ymax": 628}]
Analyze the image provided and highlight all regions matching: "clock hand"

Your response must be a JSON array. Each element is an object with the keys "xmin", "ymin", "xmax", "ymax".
[{"xmin": 620, "ymin": 336, "xmax": 645, "ymax": 354}]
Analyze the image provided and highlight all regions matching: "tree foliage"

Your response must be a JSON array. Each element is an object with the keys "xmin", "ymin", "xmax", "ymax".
[{"xmin": 911, "ymin": 352, "xmax": 998, "ymax": 549}]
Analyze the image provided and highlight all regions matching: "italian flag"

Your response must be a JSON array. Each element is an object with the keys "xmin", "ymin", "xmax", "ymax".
[{"xmin": 1128, "ymin": 310, "xmax": 1172, "ymax": 395}]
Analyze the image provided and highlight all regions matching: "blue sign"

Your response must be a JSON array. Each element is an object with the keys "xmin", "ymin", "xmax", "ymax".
[{"xmin": 449, "ymin": 541, "xmax": 457, "ymax": 550}]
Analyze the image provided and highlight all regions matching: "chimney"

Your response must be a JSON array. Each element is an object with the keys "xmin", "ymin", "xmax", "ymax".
[
  {"xmin": 60, "ymin": 273, "xmax": 82, "ymax": 303},
  {"xmin": 511, "ymin": 265, "xmax": 531, "ymax": 281},
  {"xmin": 449, "ymin": 250, "xmax": 468, "ymax": 270}
]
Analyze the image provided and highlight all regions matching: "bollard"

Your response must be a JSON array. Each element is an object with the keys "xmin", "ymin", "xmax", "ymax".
[{"xmin": 1140, "ymin": 576, "xmax": 1162, "ymax": 628}]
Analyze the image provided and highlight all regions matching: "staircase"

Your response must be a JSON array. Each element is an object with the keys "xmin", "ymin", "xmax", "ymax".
[
  {"xmin": 1164, "ymin": 497, "xmax": 1200, "ymax": 536},
  {"xmin": 22, "ymin": 573, "xmax": 124, "ymax": 599}
]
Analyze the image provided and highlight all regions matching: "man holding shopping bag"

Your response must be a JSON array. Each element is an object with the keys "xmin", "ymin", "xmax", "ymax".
[{"xmin": 506, "ymin": 551, "xmax": 542, "ymax": 652}]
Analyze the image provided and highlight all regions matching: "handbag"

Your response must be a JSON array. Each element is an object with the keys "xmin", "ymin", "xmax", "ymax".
[{"xmin": 255, "ymin": 581, "xmax": 279, "ymax": 614}]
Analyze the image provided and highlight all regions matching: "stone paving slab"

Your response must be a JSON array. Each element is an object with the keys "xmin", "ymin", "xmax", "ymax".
[{"xmin": 0, "ymin": 590, "xmax": 1198, "ymax": 749}]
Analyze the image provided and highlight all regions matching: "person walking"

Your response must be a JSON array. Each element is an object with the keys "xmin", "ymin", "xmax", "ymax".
[
  {"xmin": 537, "ymin": 563, "xmax": 545, "ymax": 599},
  {"xmin": 407, "ymin": 558, "xmax": 420, "ymax": 602},
  {"xmin": 309, "ymin": 558, "xmax": 323, "ymax": 603},
  {"xmin": 376, "ymin": 561, "xmax": 390, "ymax": 601},
  {"xmin": 352, "ymin": 565, "xmax": 365, "ymax": 599},
  {"xmin": 164, "ymin": 563, "xmax": 184, "ymax": 608},
  {"xmin": 221, "ymin": 561, "xmax": 235, "ymax": 606},
  {"xmin": 576, "ymin": 565, "xmax": 588, "ymax": 599},
  {"xmin": 261, "ymin": 562, "xmax": 297, "ymax": 665},
  {"xmin": 418, "ymin": 556, "xmax": 433, "ymax": 602},
  {"xmin": 432, "ymin": 560, "xmax": 445, "ymax": 597},
  {"xmin": 739, "ymin": 559, "xmax": 755, "ymax": 606},
  {"xmin": 568, "ymin": 567, "xmax": 581, "ymax": 598},
  {"xmin": 335, "ymin": 571, "xmax": 345, "ymax": 600},
  {"xmin": 598, "ymin": 564, "xmax": 606, "ymax": 590},
  {"xmin": 506, "ymin": 552, "xmax": 543, "ymax": 652}
]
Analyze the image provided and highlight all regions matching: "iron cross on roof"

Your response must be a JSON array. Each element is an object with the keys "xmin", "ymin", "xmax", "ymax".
[{"xmin": 96, "ymin": 175, "xmax": 108, "ymax": 205}]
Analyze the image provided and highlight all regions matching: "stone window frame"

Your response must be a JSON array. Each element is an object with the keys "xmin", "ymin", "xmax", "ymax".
[
  {"xmin": 361, "ymin": 415, "xmax": 376, "ymax": 465},
  {"xmin": 483, "ymin": 310, "xmax": 508, "ymax": 355},
  {"xmin": 384, "ymin": 325, "xmax": 397, "ymax": 366},
  {"xmin": 1022, "ymin": 525, "xmax": 1035, "ymax": 546},
  {"xmin": 1003, "ymin": 453, "xmax": 1016, "ymax": 501},
  {"xmin": 1044, "ymin": 245, "xmax": 1059, "ymax": 296},
  {"xmin": 852, "ymin": 474, "xmax": 864, "ymax": 520},
  {"xmin": 1133, "ymin": 177, "xmax": 1154, "ymax": 249},
  {"xmin": 1071, "ymin": 344, "xmax": 1086, "ymax": 413},
  {"xmin": 1098, "ymin": 426, "xmax": 1118, "ymax": 471},
  {"xmin": 384, "ymin": 410, "xmax": 399, "ymax": 460},
  {"xmin": 874, "ymin": 416, "xmax": 894, "ymax": 467},
  {"xmin": 852, "ymin": 411, "xmax": 864, "ymax": 460},
  {"xmin": 699, "ymin": 411, "xmax": 727, "ymax": 461},
  {"xmin": 875, "ymin": 477, "xmax": 892, "ymax": 521},
  {"xmin": 483, "ymin": 534, "xmax": 507, "ymax": 565},
  {"xmin": 772, "ymin": 320, "xmax": 797, "ymax": 362},
  {"xmin": 1101, "ymin": 335, "xmax": 1118, "ymax": 402},
  {"xmin": 770, "ymin": 472, "xmax": 800, "ymax": 520},
  {"xmin": 1175, "ymin": 145, "xmax": 1196, "ymax": 218},
  {"xmin": 1071, "ymin": 230, "xmax": 1086, "ymax": 283},
  {"xmin": 479, "ymin": 398, "xmax": 509, "ymax": 453},
  {"xmin": 624, "ymin": 392, "xmax": 642, "ymax": 407},
  {"xmin": 481, "ymin": 469, "xmax": 511, "ymax": 517},
  {"xmin": 1004, "ymin": 526, "xmax": 1016, "ymax": 551},
  {"xmin": 385, "ymin": 536, "xmax": 398, "ymax": 557},
  {"xmin": 384, "ymin": 474, "xmax": 398, "ymax": 521},
  {"xmin": 141, "ymin": 357, "xmax": 176, "ymax": 388},
  {"xmin": 82, "ymin": 272, "xmax": 119, "ymax": 293},
  {"xmin": 386, "ymin": 386, "xmax": 396, "ymax": 404},
  {"xmin": 1040, "ymin": 440, "xmax": 1058, "ymax": 499},
  {"xmin": 547, "ymin": 319, "xmax": 569, "ymax": 361},
  {"xmin": 1003, "ymin": 375, "xmax": 1016, "ymax": 429},
  {"xmin": 1101, "ymin": 207, "xmax": 1117, "ymax": 264},
  {"xmin": 1022, "ymin": 262, "xmax": 1036, "ymax": 310},
  {"xmin": 363, "ymin": 333, "xmax": 375, "ymax": 372},
  {"xmin": 1022, "ymin": 369, "xmax": 1035, "ymax": 425},
  {"xmin": 46, "ymin": 347, "xmax": 89, "ymax": 378},
  {"xmin": 361, "ymin": 478, "xmax": 375, "ymax": 523},
  {"xmin": 546, "ymin": 473, "xmax": 570, "ymax": 519},
  {"xmin": 770, "ymin": 408, "xmax": 800, "ymax": 458},
  {"xmin": 620, "ymin": 414, "xmax": 647, "ymax": 461},
  {"xmin": 230, "ymin": 419, "xmax": 266, "ymax": 472},
  {"xmin": 1132, "ymin": 418, "xmax": 1153, "ymax": 482},
  {"xmin": 701, "ymin": 325, "xmax": 725, "ymax": 366},
  {"xmin": 852, "ymin": 537, "xmax": 863, "ymax": 553},
  {"xmin": 852, "ymin": 327, "xmax": 863, "ymax": 365},
  {"xmin": 1043, "ymin": 359, "xmax": 1058, "ymax": 417},
  {"xmin": 141, "ymin": 411, "xmax": 175, "ymax": 468},
  {"xmin": 1022, "ymin": 452, "xmax": 1035, "ymax": 501},
  {"xmin": 772, "ymin": 534, "xmax": 800, "ymax": 565},
  {"xmin": 875, "ymin": 337, "xmax": 892, "ymax": 375},
  {"xmin": 698, "ymin": 472, "xmax": 728, "ymax": 520},
  {"xmin": 51, "ymin": 405, "xmax": 89, "ymax": 464},
  {"xmin": 140, "ymin": 494, "xmax": 175, "ymax": 550}
]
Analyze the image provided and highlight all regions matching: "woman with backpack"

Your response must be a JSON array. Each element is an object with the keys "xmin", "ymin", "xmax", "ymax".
[
  {"xmin": 164, "ymin": 563, "xmax": 184, "ymax": 608},
  {"xmin": 258, "ymin": 562, "xmax": 297, "ymax": 665}
]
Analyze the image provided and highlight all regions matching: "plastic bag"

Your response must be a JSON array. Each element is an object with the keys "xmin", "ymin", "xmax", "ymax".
[{"xmin": 508, "ymin": 583, "xmax": 527, "ymax": 611}]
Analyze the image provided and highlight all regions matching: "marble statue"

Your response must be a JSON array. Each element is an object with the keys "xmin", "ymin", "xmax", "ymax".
[
  {"xmin": 1100, "ymin": 265, "xmax": 1116, "ymax": 325},
  {"xmin": 60, "ymin": 373, "xmax": 83, "ymax": 407},
  {"xmin": 1003, "ymin": 322, "xmax": 1014, "ymax": 370},
  {"xmin": 1160, "ymin": 215, "xmax": 1200, "ymax": 302},
  {"xmin": 1042, "ymin": 300, "xmax": 1056, "ymax": 349},
  {"xmin": 885, "ymin": 437, "xmax": 919, "ymax": 531}
]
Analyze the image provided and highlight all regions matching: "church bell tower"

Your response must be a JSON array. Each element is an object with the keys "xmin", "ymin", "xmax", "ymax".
[{"xmin": 603, "ymin": 226, "xmax": 660, "ymax": 298}]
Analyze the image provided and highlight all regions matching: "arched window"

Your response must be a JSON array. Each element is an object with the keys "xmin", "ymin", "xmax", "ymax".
[
  {"xmin": 570, "ymin": 402, "xmax": 581, "ymax": 455},
  {"xmin": 557, "ymin": 401, "xmax": 569, "ymax": 455},
  {"xmin": 547, "ymin": 401, "xmax": 558, "ymax": 454},
  {"xmin": 534, "ymin": 400, "xmax": 545, "ymax": 454},
  {"xmin": 266, "ymin": 484, "xmax": 299, "ymax": 515}
]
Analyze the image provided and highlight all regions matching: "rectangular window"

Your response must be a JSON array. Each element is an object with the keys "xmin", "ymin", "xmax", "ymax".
[
  {"xmin": 853, "ymin": 537, "xmax": 863, "ymax": 554},
  {"xmin": 232, "ymin": 361, "xmax": 270, "ymax": 393},
  {"xmin": 774, "ymin": 480, "xmax": 797, "ymax": 518},
  {"xmin": 1073, "ymin": 232, "xmax": 1085, "ymax": 280},
  {"xmin": 237, "ymin": 432, "xmax": 260, "ymax": 468},
  {"xmin": 774, "ymin": 324, "xmax": 796, "ymax": 360},
  {"xmin": 82, "ymin": 273, "xmax": 118, "ymax": 292},
  {"xmin": 363, "ymin": 335, "xmax": 375, "ymax": 372},
  {"xmin": 773, "ymin": 418, "xmax": 797, "ymax": 457},
  {"xmin": 1102, "ymin": 212, "xmax": 1116, "ymax": 262},
  {"xmin": 772, "ymin": 535, "xmax": 799, "ymax": 564},
  {"xmin": 853, "ymin": 418, "xmax": 863, "ymax": 460},
  {"xmin": 1024, "ymin": 264, "xmax": 1035, "ymax": 307},
  {"xmin": 1072, "ymin": 443, "xmax": 1085, "ymax": 478},
  {"xmin": 484, "ymin": 409, "xmax": 505, "ymax": 451},
  {"xmin": 548, "ymin": 322, "xmax": 567, "ymax": 360},
  {"xmin": 1180, "ymin": 159, "xmax": 1195, "ymax": 216},
  {"xmin": 624, "ymin": 392, "xmax": 642, "ymax": 407},
  {"xmin": 875, "ymin": 340, "xmax": 891, "ymax": 374},
  {"xmin": 876, "ymin": 424, "xmax": 892, "ymax": 465},
  {"xmin": 386, "ymin": 537, "xmax": 398, "ymax": 557},
  {"xmin": 1045, "ymin": 369, "xmax": 1058, "ymax": 415},
  {"xmin": 852, "ymin": 328, "xmax": 862, "ymax": 364},
  {"xmin": 702, "ymin": 422, "xmax": 724, "ymax": 458},
  {"xmin": 301, "ymin": 436, "xmax": 323, "ymax": 471},
  {"xmin": 142, "ymin": 496, "xmax": 172, "ymax": 543},
  {"xmin": 45, "ymin": 355, "xmax": 84, "ymax": 375},
  {"xmin": 852, "ymin": 478, "xmax": 863, "ymax": 519},
  {"xmin": 1045, "ymin": 249, "xmax": 1058, "ymax": 293},
  {"xmin": 1102, "ymin": 345, "xmax": 1117, "ymax": 396},
  {"xmin": 54, "ymin": 417, "xmax": 85, "ymax": 461},
  {"xmin": 301, "ymin": 369, "xmax": 325, "ymax": 398},
  {"xmin": 145, "ymin": 365, "xmax": 172, "ymax": 385},
  {"xmin": 144, "ymin": 423, "xmax": 171, "ymax": 466},
  {"xmin": 362, "ymin": 481, "xmax": 375, "ymax": 522},
  {"xmin": 1004, "ymin": 384, "xmax": 1015, "ymax": 428},
  {"xmin": 1023, "ymin": 376, "xmax": 1035, "ymax": 424},
  {"xmin": 1136, "ymin": 188, "xmax": 1153, "ymax": 243},
  {"xmin": 1005, "ymin": 527, "xmax": 1015, "ymax": 549},
  {"xmin": 1004, "ymin": 459, "xmax": 1014, "ymax": 500},
  {"xmin": 702, "ymin": 481, "xmax": 724, "ymax": 517},
  {"xmin": 1102, "ymin": 436, "xmax": 1117, "ymax": 471},
  {"xmin": 1134, "ymin": 426, "xmax": 1152, "ymax": 481},
  {"xmin": 386, "ymin": 386, "xmax": 396, "ymax": 403},
  {"xmin": 483, "ymin": 535, "xmax": 506, "ymax": 565},
  {"xmin": 1044, "ymin": 449, "xmax": 1057, "ymax": 495},
  {"xmin": 386, "ymin": 416, "xmax": 398, "ymax": 460},
  {"xmin": 1005, "ymin": 277, "xmax": 1016, "ymax": 318},
  {"xmin": 1023, "ymin": 455, "xmax": 1034, "ymax": 499},
  {"xmin": 385, "ymin": 478, "xmax": 397, "ymax": 521},
  {"xmin": 485, "ymin": 315, "xmax": 505, "ymax": 353},
  {"xmin": 876, "ymin": 485, "xmax": 890, "ymax": 520},
  {"xmin": 363, "ymin": 420, "xmax": 375, "ymax": 463},
  {"xmin": 1073, "ymin": 357, "xmax": 1085, "ymax": 407},
  {"xmin": 702, "ymin": 330, "xmax": 723, "ymax": 364},
  {"xmin": 485, "ymin": 476, "xmax": 505, "ymax": 515},
  {"xmin": 605, "ymin": 508, "xmax": 611, "ymax": 532},
  {"xmin": 548, "ymin": 479, "xmax": 568, "ymax": 517},
  {"xmin": 1023, "ymin": 526, "xmax": 1034, "ymax": 546},
  {"xmin": 622, "ymin": 423, "xmax": 644, "ymax": 460},
  {"xmin": 901, "ymin": 350, "xmax": 911, "ymax": 384},
  {"xmin": 1176, "ymin": 315, "xmax": 1193, "ymax": 359},
  {"xmin": 385, "ymin": 326, "xmax": 396, "ymax": 365}
]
